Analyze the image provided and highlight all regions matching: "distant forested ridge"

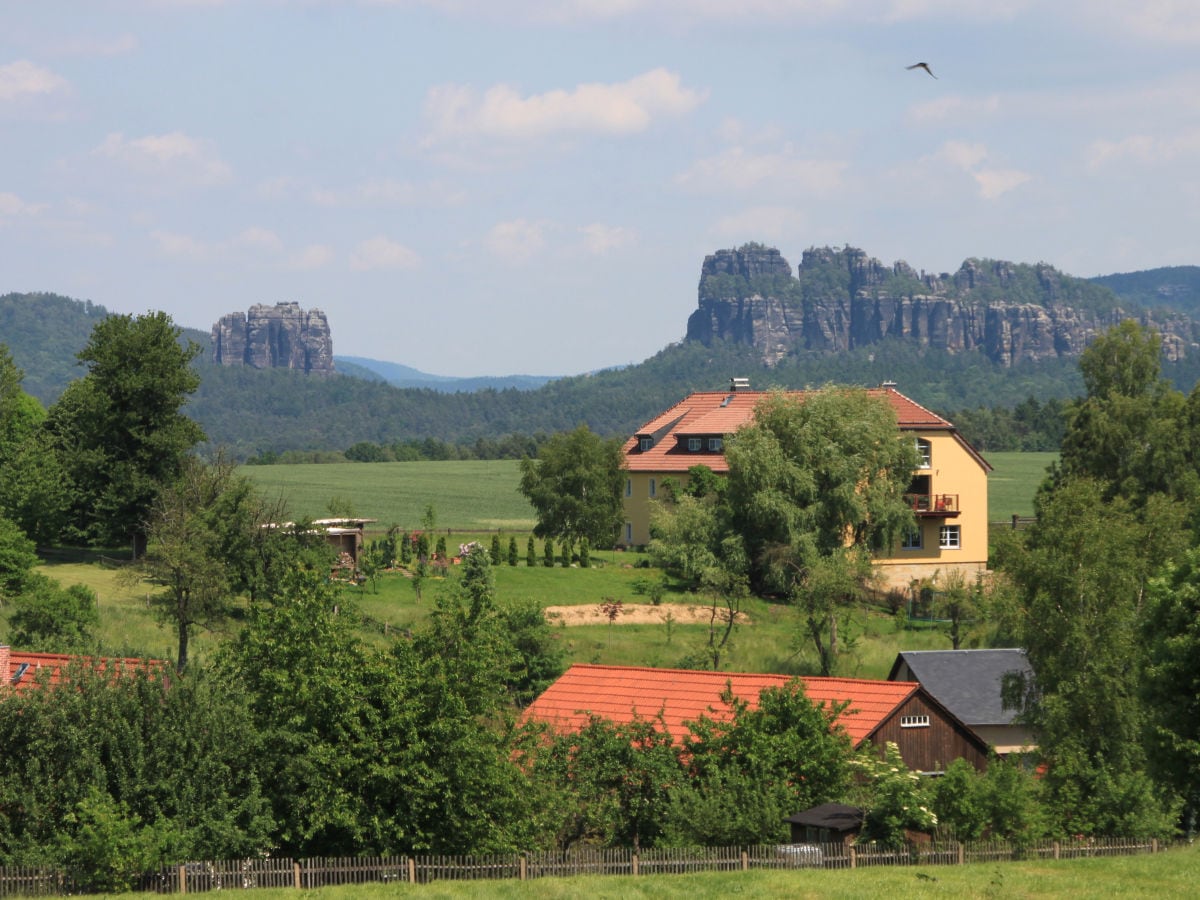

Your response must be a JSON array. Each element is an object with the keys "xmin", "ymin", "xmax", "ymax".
[{"xmin": 5, "ymin": 250, "xmax": 1200, "ymax": 458}]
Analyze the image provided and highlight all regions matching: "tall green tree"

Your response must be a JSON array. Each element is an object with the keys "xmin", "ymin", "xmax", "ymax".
[
  {"xmin": 724, "ymin": 389, "xmax": 917, "ymax": 674},
  {"xmin": 998, "ymin": 478, "xmax": 1179, "ymax": 836},
  {"xmin": 45, "ymin": 312, "xmax": 204, "ymax": 552},
  {"xmin": 519, "ymin": 425, "xmax": 625, "ymax": 548}
]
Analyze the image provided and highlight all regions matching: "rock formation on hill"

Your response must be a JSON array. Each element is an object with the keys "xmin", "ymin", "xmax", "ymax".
[
  {"xmin": 686, "ymin": 244, "xmax": 1199, "ymax": 367},
  {"xmin": 211, "ymin": 302, "xmax": 334, "ymax": 374}
]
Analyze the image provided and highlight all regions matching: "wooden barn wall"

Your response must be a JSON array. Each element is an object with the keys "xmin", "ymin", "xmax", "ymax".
[{"xmin": 868, "ymin": 694, "xmax": 988, "ymax": 773}]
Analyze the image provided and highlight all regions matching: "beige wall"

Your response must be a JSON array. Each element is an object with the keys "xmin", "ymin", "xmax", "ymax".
[{"xmin": 623, "ymin": 429, "xmax": 990, "ymax": 589}]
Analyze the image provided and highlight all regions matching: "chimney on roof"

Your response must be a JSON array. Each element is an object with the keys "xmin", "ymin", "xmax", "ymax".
[
  {"xmin": 0, "ymin": 645, "xmax": 9, "ymax": 689},
  {"xmin": 730, "ymin": 377, "xmax": 750, "ymax": 392},
  {"xmin": 881, "ymin": 380, "xmax": 897, "ymax": 389}
]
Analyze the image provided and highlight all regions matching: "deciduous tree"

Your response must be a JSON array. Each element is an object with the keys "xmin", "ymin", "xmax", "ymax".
[{"xmin": 519, "ymin": 425, "xmax": 625, "ymax": 548}]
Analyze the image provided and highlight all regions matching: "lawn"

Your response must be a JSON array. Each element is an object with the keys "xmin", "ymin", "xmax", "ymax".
[
  {"xmin": 111, "ymin": 843, "xmax": 1199, "ymax": 900},
  {"xmin": 986, "ymin": 451, "xmax": 1056, "ymax": 520}
]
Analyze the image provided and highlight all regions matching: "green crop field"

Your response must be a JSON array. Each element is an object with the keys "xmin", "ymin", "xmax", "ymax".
[
  {"xmin": 241, "ymin": 460, "xmax": 536, "ymax": 531},
  {"xmin": 241, "ymin": 453, "xmax": 1056, "ymax": 531}
]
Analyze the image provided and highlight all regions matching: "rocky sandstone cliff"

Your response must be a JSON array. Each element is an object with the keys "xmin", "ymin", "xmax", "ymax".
[
  {"xmin": 686, "ymin": 245, "xmax": 1198, "ymax": 367},
  {"xmin": 211, "ymin": 302, "xmax": 334, "ymax": 374}
]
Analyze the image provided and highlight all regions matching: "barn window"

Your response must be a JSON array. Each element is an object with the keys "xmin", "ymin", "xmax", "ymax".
[{"xmin": 900, "ymin": 715, "xmax": 931, "ymax": 728}]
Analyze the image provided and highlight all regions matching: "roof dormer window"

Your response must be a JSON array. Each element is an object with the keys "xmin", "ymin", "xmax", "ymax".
[
  {"xmin": 708, "ymin": 437, "xmax": 723, "ymax": 452},
  {"xmin": 687, "ymin": 437, "xmax": 702, "ymax": 452},
  {"xmin": 639, "ymin": 436, "xmax": 653, "ymax": 451}
]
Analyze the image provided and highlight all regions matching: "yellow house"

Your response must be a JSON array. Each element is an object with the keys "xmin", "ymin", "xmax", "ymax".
[{"xmin": 620, "ymin": 381, "xmax": 991, "ymax": 590}]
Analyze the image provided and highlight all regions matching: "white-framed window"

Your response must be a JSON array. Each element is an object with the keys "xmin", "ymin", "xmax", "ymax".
[
  {"xmin": 708, "ymin": 437, "xmax": 723, "ymax": 451},
  {"xmin": 939, "ymin": 524, "xmax": 960, "ymax": 549},
  {"xmin": 625, "ymin": 478, "xmax": 632, "ymax": 498},
  {"xmin": 639, "ymin": 436, "xmax": 653, "ymax": 451},
  {"xmin": 901, "ymin": 526, "xmax": 923, "ymax": 550},
  {"xmin": 915, "ymin": 438, "xmax": 932, "ymax": 468},
  {"xmin": 687, "ymin": 437, "xmax": 702, "ymax": 451},
  {"xmin": 625, "ymin": 522, "xmax": 633, "ymax": 543},
  {"xmin": 649, "ymin": 478, "xmax": 656, "ymax": 498},
  {"xmin": 900, "ymin": 715, "xmax": 931, "ymax": 728}
]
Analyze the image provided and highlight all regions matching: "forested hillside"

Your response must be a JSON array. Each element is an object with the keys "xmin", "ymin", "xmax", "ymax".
[{"xmin": 5, "ymin": 282, "xmax": 1200, "ymax": 457}]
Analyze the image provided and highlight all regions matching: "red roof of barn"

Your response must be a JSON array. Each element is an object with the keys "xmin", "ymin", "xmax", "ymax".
[
  {"xmin": 523, "ymin": 663, "xmax": 922, "ymax": 747},
  {"xmin": 1, "ymin": 646, "xmax": 165, "ymax": 693},
  {"xmin": 622, "ymin": 386, "xmax": 988, "ymax": 474}
]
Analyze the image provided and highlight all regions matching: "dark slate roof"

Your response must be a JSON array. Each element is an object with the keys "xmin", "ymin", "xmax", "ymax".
[
  {"xmin": 887, "ymin": 649, "xmax": 1033, "ymax": 726},
  {"xmin": 785, "ymin": 803, "xmax": 864, "ymax": 832}
]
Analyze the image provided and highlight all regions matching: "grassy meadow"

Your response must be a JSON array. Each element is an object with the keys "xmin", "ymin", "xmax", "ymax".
[
  {"xmin": 112, "ymin": 843, "xmax": 1199, "ymax": 900},
  {"xmin": 17, "ymin": 452, "xmax": 1053, "ymax": 676}
]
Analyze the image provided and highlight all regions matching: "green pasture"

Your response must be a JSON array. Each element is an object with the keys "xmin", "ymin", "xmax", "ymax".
[
  {"xmin": 17, "ymin": 453, "xmax": 1053, "ymax": 674},
  {"xmin": 113, "ymin": 843, "xmax": 1199, "ymax": 900},
  {"xmin": 985, "ymin": 451, "xmax": 1056, "ymax": 519},
  {"xmin": 240, "ymin": 453, "xmax": 1054, "ymax": 530},
  {"xmin": 240, "ymin": 460, "xmax": 536, "ymax": 530}
]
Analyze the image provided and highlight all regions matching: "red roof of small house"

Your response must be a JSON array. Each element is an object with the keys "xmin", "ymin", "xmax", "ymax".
[
  {"xmin": 0, "ymin": 646, "xmax": 165, "ymax": 694},
  {"xmin": 623, "ymin": 385, "xmax": 989, "ymax": 474},
  {"xmin": 523, "ymin": 663, "xmax": 922, "ymax": 747}
]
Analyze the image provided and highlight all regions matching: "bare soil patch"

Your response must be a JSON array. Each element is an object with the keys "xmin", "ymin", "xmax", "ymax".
[{"xmin": 544, "ymin": 603, "xmax": 749, "ymax": 627}]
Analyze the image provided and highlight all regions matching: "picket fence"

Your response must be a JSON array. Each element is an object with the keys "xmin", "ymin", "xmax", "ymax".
[{"xmin": 0, "ymin": 837, "xmax": 1175, "ymax": 896}]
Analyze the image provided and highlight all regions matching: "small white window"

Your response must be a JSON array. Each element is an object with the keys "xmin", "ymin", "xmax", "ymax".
[
  {"xmin": 939, "ymin": 524, "xmax": 960, "ymax": 550},
  {"xmin": 625, "ymin": 478, "xmax": 632, "ymax": 498},
  {"xmin": 901, "ymin": 527, "xmax": 922, "ymax": 550},
  {"xmin": 916, "ymin": 438, "xmax": 932, "ymax": 469},
  {"xmin": 901, "ymin": 715, "xmax": 930, "ymax": 728},
  {"xmin": 639, "ymin": 436, "xmax": 653, "ymax": 451},
  {"xmin": 687, "ymin": 437, "xmax": 702, "ymax": 451},
  {"xmin": 649, "ymin": 478, "xmax": 656, "ymax": 498},
  {"xmin": 708, "ymin": 437, "xmax": 723, "ymax": 451}
]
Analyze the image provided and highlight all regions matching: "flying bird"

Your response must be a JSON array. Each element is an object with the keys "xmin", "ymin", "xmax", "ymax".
[{"xmin": 906, "ymin": 62, "xmax": 937, "ymax": 79}]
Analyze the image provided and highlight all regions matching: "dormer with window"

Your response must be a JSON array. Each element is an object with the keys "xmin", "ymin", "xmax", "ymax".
[{"xmin": 638, "ymin": 435, "xmax": 654, "ymax": 452}]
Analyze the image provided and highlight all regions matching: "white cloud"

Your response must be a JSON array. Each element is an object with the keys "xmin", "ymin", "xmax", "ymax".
[
  {"xmin": 973, "ymin": 168, "xmax": 1032, "ymax": 199},
  {"xmin": 710, "ymin": 205, "xmax": 810, "ymax": 241},
  {"xmin": 0, "ymin": 60, "xmax": 68, "ymax": 101},
  {"xmin": 1096, "ymin": 1, "xmax": 1200, "ymax": 44},
  {"xmin": 349, "ymin": 236, "xmax": 421, "ymax": 271},
  {"xmin": 484, "ymin": 218, "xmax": 547, "ymax": 263},
  {"xmin": 311, "ymin": 178, "xmax": 466, "ymax": 208},
  {"xmin": 0, "ymin": 191, "xmax": 46, "ymax": 218},
  {"xmin": 929, "ymin": 140, "xmax": 1030, "ymax": 199},
  {"xmin": 423, "ymin": 68, "xmax": 705, "ymax": 142},
  {"xmin": 150, "ymin": 229, "xmax": 211, "ymax": 261},
  {"xmin": 49, "ymin": 34, "xmax": 138, "ymax": 57},
  {"xmin": 1086, "ymin": 129, "xmax": 1200, "ymax": 171},
  {"xmin": 94, "ymin": 131, "xmax": 231, "ymax": 187},
  {"xmin": 289, "ymin": 245, "xmax": 335, "ymax": 270},
  {"xmin": 579, "ymin": 223, "xmax": 635, "ymax": 255},
  {"xmin": 234, "ymin": 227, "xmax": 285, "ymax": 253},
  {"xmin": 676, "ymin": 147, "xmax": 847, "ymax": 194}
]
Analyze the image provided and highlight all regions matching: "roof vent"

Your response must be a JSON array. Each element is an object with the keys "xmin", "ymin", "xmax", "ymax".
[{"xmin": 730, "ymin": 377, "xmax": 750, "ymax": 392}]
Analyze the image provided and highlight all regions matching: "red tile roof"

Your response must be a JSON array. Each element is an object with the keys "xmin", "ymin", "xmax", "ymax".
[
  {"xmin": 523, "ymin": 663, "xmax": 921, "ymax": 746},
  {"xmin": 623, "ymin": 386, "xmax": 963, "ymax": 473},
  {"xmin": 1, "ymin": 646, "xmax": 164, "ymax": 693}
]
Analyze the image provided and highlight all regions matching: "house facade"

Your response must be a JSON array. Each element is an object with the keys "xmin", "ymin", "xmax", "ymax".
[
  {"xmin": 524, "ymin": 663, "xmax": 990, "ymax": 774},
  {"xmin": 620, "ymin": 381, "xmax": 991, "ymax": 590},
  {"xmin": 888, "ymin": 649, "xmax": 1036, "ymax": 756}
]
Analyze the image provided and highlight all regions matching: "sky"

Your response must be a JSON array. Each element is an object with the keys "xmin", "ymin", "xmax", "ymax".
[{"xmin": 2, "ymin": 2, "xmax": 1200, "ymax": 378}]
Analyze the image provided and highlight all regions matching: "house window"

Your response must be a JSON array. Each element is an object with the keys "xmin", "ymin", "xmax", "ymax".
[
  {"xmin": 639, "ymin": 436, "xmax": 653, "ymax": 451},
  {"xmin": 649, "ymin": 478, "xmax": 656, "ymax": 498},
  {"xmin": 939, "ymin": 524, "xmax": 960, "ymax": 549},
  {"xmin": 901, "ymin": 526, "xmax": 922, "ymax": 550},
  {"xmin": 708, "ymin": 437, "xmax": 723, "ymax": 451},
  {"xmin": 625, "ymin": 478, "xmax": 632, "ymax": 498},
  {"xmin": 625, "ymin": 522, "xmax": 633, "ymax": 543},
  {"xmin": 687, "ymin": 437, "xmax": 702, "ymax": 451},
  {"xmin": 916, "ymin": 438, "xmax": 932, "ymax": 468},
  {"xmin": 900, "ymin": 715, "xmax": 931, "ymax": 728}
]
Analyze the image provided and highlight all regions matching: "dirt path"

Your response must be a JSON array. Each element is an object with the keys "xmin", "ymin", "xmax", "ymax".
[{"xmin": 544, "ymin": 603, "xmax": 748, "ymax": 626}]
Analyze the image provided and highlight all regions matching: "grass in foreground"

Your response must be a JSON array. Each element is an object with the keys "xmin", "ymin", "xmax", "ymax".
[{"xmin": 114, "ymin": 844, "xmax": 1198, "ymax": 900}]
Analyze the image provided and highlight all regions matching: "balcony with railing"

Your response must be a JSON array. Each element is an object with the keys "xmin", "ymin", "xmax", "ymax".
[{"xmin": 906, "ymin": 493, "xmax": 960, "ymax": 517}]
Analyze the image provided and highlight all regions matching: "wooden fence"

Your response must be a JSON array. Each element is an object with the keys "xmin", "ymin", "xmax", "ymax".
[{"xmin": 0, "ymin": 837, "xmax": 1177, "ymax": 896}]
